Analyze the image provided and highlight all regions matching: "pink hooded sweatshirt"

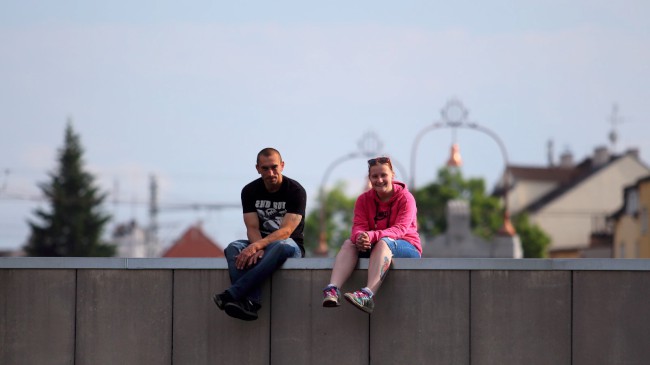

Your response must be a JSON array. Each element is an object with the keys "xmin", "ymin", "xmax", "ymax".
[{"xmin": 350, "ymin": 181, "xmax": 421, "ymax": 254}]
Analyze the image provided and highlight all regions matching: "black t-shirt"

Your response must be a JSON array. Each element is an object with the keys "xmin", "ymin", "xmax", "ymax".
[{"xmin": 241, "ymin": 176, "xmax": 307, "ymax": 255}]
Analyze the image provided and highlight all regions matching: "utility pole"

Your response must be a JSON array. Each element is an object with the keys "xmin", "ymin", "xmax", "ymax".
[{"xmin": 148, "ymin": 174, "xmax": 159, "ymax": 257}]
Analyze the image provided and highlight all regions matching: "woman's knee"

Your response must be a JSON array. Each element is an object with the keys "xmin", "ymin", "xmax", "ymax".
[
  {"xmin": 376, "ymin": 238, "xmax": 389, "ymax": 249},
  {"xmin": 342, "ymin": 239, "xmax": 356, "ymax": 250},
  {"xmin": 337, "ymin": 239, "xmax": 357, "ymax": 255},
  {"xmin": 374, "ymin": 239, "xmax": 393, "ymax": 257}
]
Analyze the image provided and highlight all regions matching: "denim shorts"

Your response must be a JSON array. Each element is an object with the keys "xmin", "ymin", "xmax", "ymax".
[{"xmin": 359, "ymin": 237, "xmax": 421, "ymax": 258}]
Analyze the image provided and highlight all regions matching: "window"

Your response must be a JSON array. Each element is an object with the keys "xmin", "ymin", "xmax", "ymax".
[{"xmin": 626, "ymin": 190, "xmax": 639, "ymax": 215}]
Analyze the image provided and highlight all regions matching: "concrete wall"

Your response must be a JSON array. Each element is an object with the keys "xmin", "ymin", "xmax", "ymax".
[{"xmin": 2, "ymin": 258, "xmax": 650, "ymax": 365}]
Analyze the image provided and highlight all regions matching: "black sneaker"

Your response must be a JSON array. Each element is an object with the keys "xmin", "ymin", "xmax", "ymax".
[
  {"xmin": 225, "ymin": 299, "xmax": 260, "ymax": 321},
  {"xmin": 212, "ymin": 290, "xmax": 235, "ymax": 311}
]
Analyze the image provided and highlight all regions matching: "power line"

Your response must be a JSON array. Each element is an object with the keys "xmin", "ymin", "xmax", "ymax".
[{"xmin": 0, "ymin": 194, "xmax": 239, "ymax": 209}]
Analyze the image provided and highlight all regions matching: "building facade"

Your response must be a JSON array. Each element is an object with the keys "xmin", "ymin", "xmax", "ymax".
[
  {"xmin": 497, "ymin": 147, "xmax": 649, "ymax": 257},
  {"xmin": 610, "ymin": 176, "xmax": 650, "ymax": 258}
]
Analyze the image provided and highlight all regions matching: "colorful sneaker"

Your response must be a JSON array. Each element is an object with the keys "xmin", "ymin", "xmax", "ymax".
[
  {"xmin": 344, "ymin": 290, "xmax": 375, "ymax": 314},
  {"xmin": 322, "ymin": 285, "xmax": 341, "ymax": 307}
]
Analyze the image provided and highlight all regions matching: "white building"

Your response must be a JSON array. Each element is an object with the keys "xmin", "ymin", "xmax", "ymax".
[
  {"xmin": 496, "ymin": 147, "xmax": 649, "ymax": 257},
  {"xmin": 112, "ymin": 220, "xmax": 148, "ymax": 258}
]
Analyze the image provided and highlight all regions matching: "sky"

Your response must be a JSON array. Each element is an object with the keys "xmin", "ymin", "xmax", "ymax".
[{"xmin": 1, "ymin": 1, "xmax": 649, "ymax": 253}]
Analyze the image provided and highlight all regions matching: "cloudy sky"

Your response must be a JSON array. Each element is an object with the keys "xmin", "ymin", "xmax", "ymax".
[{"xmin": 1, "ymin": 1, "xmax": 649, "ymax": 252}]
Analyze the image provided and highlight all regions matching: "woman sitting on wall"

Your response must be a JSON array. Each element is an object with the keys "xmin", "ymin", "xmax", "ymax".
[{"xmin": 322, "ymin": 156, "xmax": 421, "ymax": 313}]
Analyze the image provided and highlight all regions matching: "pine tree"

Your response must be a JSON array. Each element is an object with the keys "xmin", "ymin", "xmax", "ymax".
[{"xmin": 24, "ymin": 121, "xmax": 115, "ymax": 257}]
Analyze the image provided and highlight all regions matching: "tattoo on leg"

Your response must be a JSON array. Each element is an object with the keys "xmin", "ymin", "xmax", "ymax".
[{"xmin": 380, "ymin": 256, "xmax": 390, "ymax": 281}]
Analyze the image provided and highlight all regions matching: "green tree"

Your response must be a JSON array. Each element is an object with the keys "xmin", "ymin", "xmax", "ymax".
[
  {"xmin": 414, "ymin": 167, "xmax": 550, "ymax": 258},
  {"xmin": 512, "ymin": 213, "xmax": 551, "ymax": 258},
  {"xmin": 414, "ymin": 167, "xmax": 501, "ymax": 240},
  {"xmin": 303, "ymin": 181, "xmax": 357, "ymax": 256},
  {"xmin": 24, "ymin": 122, "xmax": 115, "ymax": 257}
]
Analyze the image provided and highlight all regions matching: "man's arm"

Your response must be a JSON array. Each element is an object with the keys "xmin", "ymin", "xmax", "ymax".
[
  {"xmin": 244, "ymin": 212, "xmax": 263, "ymax": 243},
  {"xmin": 236, "ymin": 212, "xmax": 303, "ymax": 269}
]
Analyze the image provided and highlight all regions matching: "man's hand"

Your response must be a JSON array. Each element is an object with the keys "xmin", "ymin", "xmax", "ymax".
[
  {"xmin": 355, "ymin": 232, "xmax": 371, "ymax": 252},
  {"xmin": 236, "ymin": 244, "xmax": 264, "ymax": 270},
  {"xmin": 248, "ymin": 250, "xmax": 264, "ymax": 266}
]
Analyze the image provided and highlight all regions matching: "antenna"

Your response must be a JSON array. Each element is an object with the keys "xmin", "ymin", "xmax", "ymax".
[{"xmin": 608, "ymin": 103, "xmax": 624, "ymax": 153}]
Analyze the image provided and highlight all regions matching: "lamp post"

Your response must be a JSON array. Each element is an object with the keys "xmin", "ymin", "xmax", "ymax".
[
  {"xmin": 315, "ymin": 131, "xmax": 409, "ymax": 256},
  {"xmin": 410, "ymin": 98, "xmax": 515, "ymax": 236}
]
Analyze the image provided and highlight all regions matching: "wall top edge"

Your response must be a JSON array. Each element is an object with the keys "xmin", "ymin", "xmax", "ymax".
[{"xmin": 2, "ymin": 257, "xmax": 650, "ymax": 270}]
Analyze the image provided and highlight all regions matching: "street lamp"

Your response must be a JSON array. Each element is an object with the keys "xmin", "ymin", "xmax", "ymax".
[
  {"xmin": 410, "ymin": 98, "xmax": 516, "ymax": 236},
  {"xmin": 315, "ymin": 131, "xmax": 408, "ymax": 256}
]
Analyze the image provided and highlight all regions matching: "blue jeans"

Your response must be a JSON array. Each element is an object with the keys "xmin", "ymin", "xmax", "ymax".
[
  {"xmin": 224, "ymin": 238, "xmax": 302, "ymax": 304},
  {"xmin": 358, "ymin": 237, "xmax": 421, "ymax": 258}
]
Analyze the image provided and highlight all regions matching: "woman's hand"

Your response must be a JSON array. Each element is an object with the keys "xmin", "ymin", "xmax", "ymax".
[{"xmin": 355, "ymin": 232, "xmax": 371, "ymax": 252}]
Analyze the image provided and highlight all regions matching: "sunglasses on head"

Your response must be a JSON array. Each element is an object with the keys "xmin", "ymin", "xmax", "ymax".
[{"xmin": 368, "ymin": 157, "xmax": 391, "ymax": 166}]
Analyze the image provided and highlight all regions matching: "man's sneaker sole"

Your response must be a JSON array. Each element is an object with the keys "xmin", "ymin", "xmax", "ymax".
[
  {"xmin": 224, "ymin": 302, "xmax": 258, "ymax": 321},
  {"xmin": 322, "ymin": 297, "xmax": 340, "ymax": 307},
  {"xmin": 344, "ymin": 292, "xmax": 374, "ymax": 314}
]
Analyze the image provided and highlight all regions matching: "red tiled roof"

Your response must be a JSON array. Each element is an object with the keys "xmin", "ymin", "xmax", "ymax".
[
  {"xmin": 519, "ymin": 155, "xmax": 625, "ymax": 213},
  {"xmin": 162, "ymin": 225, "xmax": 225, "ymax": 258},
  {"xmin": 493, "ymin": 163, "xmax": 588, "ymax": 196},
  {"xmin": 508, "ymin": 166, "xmax": 576, "ymax": 183},
  {"xmin": 508, "ymin": 162, "xmax": 593, "ymax": 184}
]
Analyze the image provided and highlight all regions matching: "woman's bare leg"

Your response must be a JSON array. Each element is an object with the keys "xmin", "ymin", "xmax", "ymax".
[
  {"xmin": 329, "ymin": 239, "xmax": 359, "ymax": 287},
  {"xmin": 366, "ymin": 239, "xmax": 392, "ymax": 294}
]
